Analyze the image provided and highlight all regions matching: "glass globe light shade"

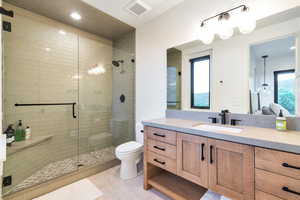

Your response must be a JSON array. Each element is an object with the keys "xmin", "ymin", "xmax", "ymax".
[
  {"xmin": 199, "ymin": 23, "xmax": 215, "ymax": 45},
  {"xmin": 217, "ymin": 13, "xmax": 234, "ymax": 40},
  {"xmin": 238, "ymin": 6, "xmax": 256, "ymax": 34}
]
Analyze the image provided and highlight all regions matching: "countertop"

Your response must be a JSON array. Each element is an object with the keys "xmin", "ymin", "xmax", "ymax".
[{"xmin": 142, "ymin": 118, "xmax": 300, "ymax": 154}]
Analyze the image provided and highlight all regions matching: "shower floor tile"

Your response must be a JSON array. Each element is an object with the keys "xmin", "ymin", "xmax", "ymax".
[{"xmin": 8, "ymin": 146, "xmax": 116, "ymax": 195}]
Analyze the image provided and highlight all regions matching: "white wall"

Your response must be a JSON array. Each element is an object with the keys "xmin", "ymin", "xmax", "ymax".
[{"xmin": 136, "ymin": 0, "xmax": 300, "ymax": 142}]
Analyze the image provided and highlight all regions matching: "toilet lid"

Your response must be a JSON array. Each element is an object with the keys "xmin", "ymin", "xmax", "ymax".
[{"xmin": 116, "ymin": 141, "xmax": 143, "ymax": 153}]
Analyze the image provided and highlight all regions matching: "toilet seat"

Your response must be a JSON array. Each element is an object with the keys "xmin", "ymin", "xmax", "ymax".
[{"xmin": 116, "ymin": 141, "xmax": 143, "ymax": 154}]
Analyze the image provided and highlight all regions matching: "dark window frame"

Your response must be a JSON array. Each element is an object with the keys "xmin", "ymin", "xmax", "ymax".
[
  {"xmin": 274, "ymin": 69, "xmax": 295, "ymax": 103},
  {"xmin": 190, "ymin": 55, "xmax": 211, "ymax": 109}
]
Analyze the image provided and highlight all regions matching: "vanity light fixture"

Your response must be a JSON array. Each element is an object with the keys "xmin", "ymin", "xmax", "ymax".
[
  {"xmin": 199, "ymin": 5, "xmax": 256, "ymax": 44},
  {"xmin": 290, "ymin": 46, "xmax": 296, "ymax": 50},
  {"xmin": 217, "ymin": 13, "xmax": 233, "ymax": 40},
  {"xmin": 199, "ymin": 22, "xmax": 215, "ymax": 45},
  {"xmin": 237, "ymin": 6, "xmax": 256, "ymax": 34}
]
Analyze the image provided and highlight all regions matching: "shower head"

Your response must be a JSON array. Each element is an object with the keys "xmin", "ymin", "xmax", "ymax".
[{"xmin": 112, "ymin": 60, "xmax": 124, "ymax": 67}]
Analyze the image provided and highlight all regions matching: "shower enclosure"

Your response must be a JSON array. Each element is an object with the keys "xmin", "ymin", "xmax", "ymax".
[{"xmin": 2, "ymin": 3, "xmax": 135, "ymax": 197}]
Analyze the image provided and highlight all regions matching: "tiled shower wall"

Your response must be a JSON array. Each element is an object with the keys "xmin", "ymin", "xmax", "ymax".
[
  {"xmin": 2, "ymin": 3, "xmax": 114, "ymax": 194},
  {"xmin": 112, "ymin": 31, "xmax": 136, "ymax": 145}
]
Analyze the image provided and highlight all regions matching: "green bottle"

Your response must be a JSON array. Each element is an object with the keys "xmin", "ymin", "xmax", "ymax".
[
  {"xmin": 15, "ymin": 120, "xmax": 26, "ymax": 141},
  {"xmin": 276, "ymin": 110, "xmax": 287, "ymax": 131}
]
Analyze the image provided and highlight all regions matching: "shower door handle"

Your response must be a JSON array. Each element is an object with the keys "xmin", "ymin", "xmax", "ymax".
[{"xmin": 72, "ymin": 103, "xmax": 77, "ymax": 119}]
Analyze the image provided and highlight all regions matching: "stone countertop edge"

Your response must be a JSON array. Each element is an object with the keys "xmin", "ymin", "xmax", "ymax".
[{"xmin": 142, "ymin": 121, "xmax": 300, "ymax": 154}]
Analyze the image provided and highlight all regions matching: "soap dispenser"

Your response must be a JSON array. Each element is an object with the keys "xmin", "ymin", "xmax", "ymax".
[
  {"xmin": 276, "ymin": 110, "xmax": 287, "ymax": 131},
  {"xmin": 4, "ymin": 124, "xmax": 15, "ymax": 146},
  {"xmin": 15, "ymin": 120, "xmax": 26, "ymax": 141}
]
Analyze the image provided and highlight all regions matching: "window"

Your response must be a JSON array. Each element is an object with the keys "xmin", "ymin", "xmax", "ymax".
[
  {"xmin": 167, "ymin": 66, "xmax": 178, "ymax": 107},
  {"xmin": 191, "ymin": 56, "xmax": 210, "ymax": 109},
  {"xmin": 274, "ymin": 69, "xmax": 295, "ymax": 114}
]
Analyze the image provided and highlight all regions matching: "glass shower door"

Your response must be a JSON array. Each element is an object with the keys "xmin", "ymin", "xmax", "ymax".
[
  {"xmin": 2, "ymin": 9, "xmax": 79, "ymax": 195},
  {"xmin": 77, "ymin": 36, "xmax": 115, "ymax": 167}
]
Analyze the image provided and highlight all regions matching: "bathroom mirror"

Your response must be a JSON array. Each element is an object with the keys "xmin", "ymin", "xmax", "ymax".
[
  {"xmin": 249, "ymin": 36, "xmax": 297, "ymax": 116},
  {"xmin": 167, "ymin": 6, "xmax": 300, "ymax": 116}
]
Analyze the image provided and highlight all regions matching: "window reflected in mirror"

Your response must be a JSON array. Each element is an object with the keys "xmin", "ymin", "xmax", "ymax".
[
  {"xmin": 191, "ymin": 56, "xmax": 210, "ymax": 109},
  {"xmin": 274, "ymin": 70, "xmax": 295, "ymax": 114}
]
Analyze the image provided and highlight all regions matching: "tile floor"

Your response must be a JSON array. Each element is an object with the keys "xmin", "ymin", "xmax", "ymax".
[
  {"xmin": 35, "ymin": 165, "xmax": 222, "ymax": 200},
  {"xmin": 7, "ymin": 147, "xmax": 116, "ymax": 195}
]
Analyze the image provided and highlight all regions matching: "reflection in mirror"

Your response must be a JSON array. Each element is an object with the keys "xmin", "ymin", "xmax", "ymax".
[
  {"xmin": 167, "ymin": 6, "xmax": 300, "ymax": 116},
  {"xmin": 250, "ymin": 36, "xmax": 296, "ymax": 116},
  {"xmin": 167, "ymin": 48, "xmax": 182, "ymax": 109}
]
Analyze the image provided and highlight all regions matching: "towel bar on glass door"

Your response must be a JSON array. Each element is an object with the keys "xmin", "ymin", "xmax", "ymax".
[{"xmin": 15, "ymin": 103, "xmax": 77, "ymax": 119}]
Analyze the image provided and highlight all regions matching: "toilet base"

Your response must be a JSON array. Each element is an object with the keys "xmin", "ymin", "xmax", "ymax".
[{"xmin": 120, "ymin": 159, "xmax": 139, "ymax": 180}]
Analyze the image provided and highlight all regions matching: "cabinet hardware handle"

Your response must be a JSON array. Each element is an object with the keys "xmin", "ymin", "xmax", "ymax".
[
  {"xmin": 210, "ymin": 145, "xmax": 213, "ymax": 164},
  {"xmin": 282, "ymin": 187, "xmax": 300, "ymax": 196},
  {"xmin": 153, "ymin": 133, "xmax": 166, "ymax": 137},
  {"xmin": 154, "ymin": 159, "xmax": 165, "ymax": 165},
  {"xmin": 201, "ymin": 143, "xmax": 205, "ymax": 161},
  {"xmin": 282, "ymin": 163, "xmax": 300, "ymax": 170},
  {"xmin": 153, "ymin": 146, "xmax": 165, "ymax": 151}
]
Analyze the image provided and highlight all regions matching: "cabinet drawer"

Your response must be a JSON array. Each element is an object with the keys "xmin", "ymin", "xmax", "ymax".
[
  {"xmin": 256, "ymin": 169, "xmax": 300, "ymax": 200},
  {"xmin": 146, "ymin": 127, "xmax": 176, "ymax": 145},
  {"xmin": 147, "ymin": 151, "xmax": 176, "ymax": 174},
  {"xmin": 255, "ymin": 147, "xmax": 300, "ymax": 179},
  {"xmin": 256, "ymin": 190, "xmax": 284, "ymax": 200},
  {"xmin": 147, "ymin": 139, "xmax": 176, "ymax": 159}
]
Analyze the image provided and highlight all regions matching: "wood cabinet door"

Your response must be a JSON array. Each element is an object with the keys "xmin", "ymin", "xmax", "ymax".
[
  {"xmin": 208, "ymin": 139, "xmax": 254, "ymax": 200},
  {"xmin": 177, "ymin": 133, "xmax": 208, "ymax": 187}
]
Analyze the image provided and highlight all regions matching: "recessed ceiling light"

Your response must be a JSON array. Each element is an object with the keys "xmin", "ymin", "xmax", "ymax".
[
  {"xmin": 70, "ymin": 12, "xmax": 81, "ymax": 20},
  {"xmin": 45, "ymin": 47, "xmax": 51, "ymax": 52},
  {"xmin": 59, "ymin": 30, "xmax": 66, "ymax": 35},
  {"xmin": 290, "ymin": 46, "xmax": 296, "ymax": 50}
]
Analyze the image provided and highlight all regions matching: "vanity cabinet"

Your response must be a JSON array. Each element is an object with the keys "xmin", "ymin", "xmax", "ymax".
[
  {"xmin": 208, "ymin": 139, "xmax": 255, "ymax": 200},
  {"xmin": 144, "ymin": 125, "xmax": 299, "ymax": 200},
  {"xmin": 177, "ymin": 133, "xmax": 209, "ymax": 187},
  {"xmin": 177, "ymin": 133, "xmax": 254, "ymax": 200},
  {"xmin": 255, "ymin": 147, "xmax": 300, "ymax": 200}
]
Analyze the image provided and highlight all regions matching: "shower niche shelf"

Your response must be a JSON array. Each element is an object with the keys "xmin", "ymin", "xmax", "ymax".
[{"xmin": 7, "ymin": 135, "xmax": 53, "ymax": 156}]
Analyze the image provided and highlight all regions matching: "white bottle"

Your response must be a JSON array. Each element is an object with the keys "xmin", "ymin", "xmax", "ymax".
[{"xmin": 25, "ymin": 126, "xmax": 31, "ymax": 140}]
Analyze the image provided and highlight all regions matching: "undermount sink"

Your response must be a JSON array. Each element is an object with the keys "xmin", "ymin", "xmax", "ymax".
[{"xmin": 193, "ymin": 124, "xmax": 243, "ymax": 134}]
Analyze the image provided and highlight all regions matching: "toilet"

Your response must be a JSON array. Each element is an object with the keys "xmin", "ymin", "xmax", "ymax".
[{"xmin": 115, "ymin": 141, "xmax": 143, "ymax": 179}]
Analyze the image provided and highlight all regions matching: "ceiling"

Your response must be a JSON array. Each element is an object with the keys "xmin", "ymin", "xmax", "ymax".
[
  {"xmin": 4, "ymin": 0, "xmax": 135, "ymax": 40},
  {"xmin": 81, "ymin": 0, "xmax": 185, "ymax": 27},
  {"xmin": 251, "ymin": 36, "xmax": 296, "ymax": 60}
]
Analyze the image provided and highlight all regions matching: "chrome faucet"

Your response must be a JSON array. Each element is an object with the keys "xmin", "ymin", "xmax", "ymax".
[{"xmin": 219, "ymin": 110, "xmax": 229, "ymax": 124}]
